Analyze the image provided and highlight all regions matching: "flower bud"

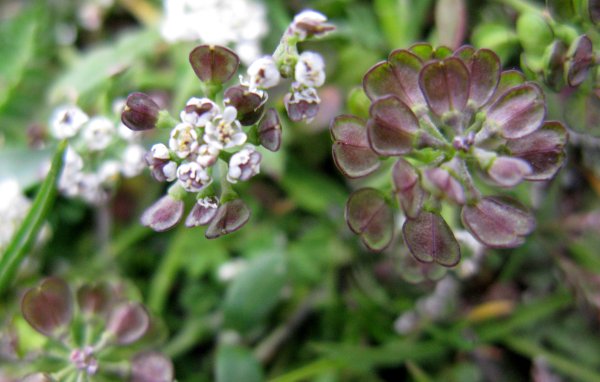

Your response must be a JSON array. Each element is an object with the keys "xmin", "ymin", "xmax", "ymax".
[
  {"xmin": 284, "ymin": 85, "xmax": 320, "ymax": 122},
  {"xmin": 247, "ymin": 57, "xmax": 281, "ymax": 89},
  {"xmin": 180, "ymin": 97, "xmax": 219, "ymax": 127},
  {"xmin": 106, "ymin": 302, "xmax": 150, "ymax": 345},
  {"xmin": 295, "ymin": 51, "xmax": 326, "ymax": 88},
  {"xmin": 121, "ymin": 92, "xmax": 160, "ymax": 131},
  {"xmin": 21, "ymin": 278, "xmax": 73, "ymax": 337},
  {"xmin": 258, "ymin": 108, "xmax": 282, "ymax": 152},
  {"xmin": 145, "ymin": 144, "xmax": 177, "ymax": 182},
  {"xmin": 185, "ymin": 196, "xmax": 219, "ymax": 227},
  {"xmin": 227, "ymin": 145, "xmax": 261, "ymax": 183},
  {"xmin": 131, "ymin": 352, "xmax": 174, "ymax": 382},
  {"xmin": 290, "ymin": 10, "xmax": 335, "ymax": 40},
  {"xmin": 141, "ymin": 195, "xmax": 184, "ymax": 232}
]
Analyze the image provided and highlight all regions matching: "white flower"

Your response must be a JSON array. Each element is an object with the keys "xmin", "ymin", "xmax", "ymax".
[
  {"xmin": 0, "ymin": 179, "xmax": 32, "ymax": 251},
  {"xmin": 160, "ymin": 0, "xmax": 268, "ymax": 64},
  {"xmin": 163, "ymin": 162, "xmax": 178, "ymax": 181},
  {"xmin": 81, "ymin": 116, "xmax": 115, "ymax": 151},
  {"xmin": 169, "ymin": 122, "xmax": 199, "ymax": 159},
  {"xmin": 295, "ymin": 51, "xmax": 325, "ymax": 88},
  {"xmin": 98, "ymin": 160, "xmax": 121, "ymax": 185},
  {"xmin": 247, "ymin": 56, "xmax": 281, "ymax": 90},
  {"xmin": 117, "ymin": 122, "xmax": 139, "ymax": 142},
  {"xmin": 180, "ymin": 97, "xmax": 219, "ymax": 127},
  {"xmin": 290, "ymin": 10, "xmax": 332, "ymax": 40},
  {"xmin": 150, "ymin": 143, "xmax": 171, "ymax": 160},
  {"xmin": 58, "ymin": 146, "xmax": 85, "ymax": 197},
  {"xmin": 227, "ymin": 144, "xmax": 261, "ymax": 183},
  {"xmin": 203, "ymin": 106, "xmax": 246, "ymax": 150},
  {"xmin": 217, "ymin": 258, "xmax": 248, "ymax": 282},
  {"xmin": 50, "ymin": 105, "xmax": 89, "ymax": 139},
  {"xmin": 121, "ymin": 144, "xmax": 147, "ymax": 178},
  {"xmin": 196, "ymin": 144, "xmax": 219, "ymax": 168},
  {"xmin": 176, "ymin": 161, "xmax": 212, "ymax": 192},
  {"xmin": 79, "ymin": 173, "xmax": 107, "ymax": 205}
]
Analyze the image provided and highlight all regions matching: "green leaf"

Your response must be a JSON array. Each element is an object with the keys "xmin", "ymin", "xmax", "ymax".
[
  {"xmin": 0, "ymin": 141, "xmax": 67, "ymax": 294},
  {"xmin": 222, "ymin": 253, "xmax": 287, "ymax": 334},
  {"xmin": 49, "ymin": 28, "xmax": 160, "ymax": 101},
  {"xmin": 0, "ymin": 148, "xmax": 51, "ymax": 188},
  {"xmin": 0, "ymin": 5, "xmax": 38, "ymax": 110},
  {"xmin": 216, "ymin": 344, "xmax": 264, "ymax": 382}
]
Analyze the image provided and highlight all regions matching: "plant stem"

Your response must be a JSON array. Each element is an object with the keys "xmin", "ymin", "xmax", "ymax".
[{"xmin": 0, "ymin": 140, "xmax": 67, "ymax": 295}]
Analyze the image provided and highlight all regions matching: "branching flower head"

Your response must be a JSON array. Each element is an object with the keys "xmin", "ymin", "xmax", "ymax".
[{"xmin": 332, "ymin": 44, "xmax": 568, "ymax": 266}]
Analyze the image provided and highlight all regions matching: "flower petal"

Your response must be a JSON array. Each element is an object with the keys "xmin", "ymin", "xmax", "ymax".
[
  {"xmin": 367, "ymin": 95, "xmax": 419, "ymax": 156},
  {"xmin": 189, "ymin": 45, "xmax": 240, "ymax": 83},
  {"xmin": 484, "ymin": 83, "xmax": 545, "ymax": 138},
  {"xmin": 331, "ymin": 115, "xmax": 380, "ymax": 178},
  {"xmin": 392, "ymin": 158, "xmax": 424, "ymax": 218},
  {"xmin": 345, "ymin": 188, "xmax": 394, "ymax": 251},
  {"xmin": 403, "ymin": 211, "xmax": 461, "ymax": 266},
  {"xmin": 461, "ymin": 196, "xmax": 535, "ymax": 248},
  {"xmin": 507, "ymin": 121, "xmax": 567, "ymax": 181},
  {"xmin": 419, "ymin": 57, "xmax": 470, "ymax": 116}
]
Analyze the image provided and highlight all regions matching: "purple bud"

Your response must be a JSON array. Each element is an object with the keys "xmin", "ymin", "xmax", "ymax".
[
  {"xmin": 189, "ymin": 45, "xmax": 239, "ymax": 83},
  {"xmin": 205, "ymin": 199, "xmax": 250, "ymax": 239},
  {"xmin": 141, "ymin": 195, "xmax": 184, "ymax": 232},
  {"xmin": 185, "ymin": 197, "xmax": 219, "ymax": 227},
  {"xmin": 21, "ymin": 278, "xmax": 73, "ymax": 337},
  {"xmin": 258, "ymin": 108, "xmax": 282, "ymax": 152},
  {"xmin": 145, "ymin": 144, "xmax": 177, "ymax": 183},
  {"xmin": 20, "ymin": 373, "xmax": 55, "ymax": 382},
  {"xmin": 224, "ymin": 86, "xmax": 265, "ymax": 126},
  {"xmin": 131, "ymin": 352, "xmax": 174, "ymax": 382},
  {"xmin": 121, "ymin": 92, "xmax": 160, "ymax": 131},
  {"xmin": 77, "ymin": 283, "xmax": 112, "ymax": 317},
  {"xmin": 461, "ymin": 196, "xmax": 535, "ymax": 248},
  {"xmin": 424, "ymin": 168, "xmax": 465, "ymax": 204},
  {"xmin": 106, "ymin": 302, "xmax": 150, "ymax": 345},
  {"xmin": 487, "ymin": 156, "xmax": 532, "ymax": 187}
]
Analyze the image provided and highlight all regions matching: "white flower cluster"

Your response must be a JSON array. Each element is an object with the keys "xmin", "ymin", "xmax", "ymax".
[
  {"xmin": 147, "ymin": 98, "xmax": 262, "ymax": 193},
  {"xmin": 161, "ymin": 0, "xmax": 268, "ymax": 64},
  {"xmin": 50, "ymin": 104, "xmax": 146, "ymax": 205},
  {"xmin": 0, "ymin": 179, "xmax": 32, "ymax": 252}
]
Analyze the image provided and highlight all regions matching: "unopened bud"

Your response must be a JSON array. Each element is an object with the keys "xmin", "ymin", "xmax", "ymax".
[{"xmin": 121, "ymin": 93, "xmax": 160, "ymax": 131}]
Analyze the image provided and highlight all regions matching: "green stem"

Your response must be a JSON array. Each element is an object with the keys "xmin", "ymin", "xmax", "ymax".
[
  {"xmin": 163, "ymin": 313, "xmax": 220, "ymax": 358},
  {"xmin": 0, "ymin": 140, "xmax": 67, "ymax": 294}
]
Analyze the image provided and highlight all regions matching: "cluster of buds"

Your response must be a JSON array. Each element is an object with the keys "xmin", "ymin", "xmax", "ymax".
[
  {"xmin": 10, "ymin": 278, "xmax": 173, "ymax": 381},
  {"xmin": 49, "ymin": 104, "xmax": 146, "ymax": 205},
  {"xmin": 122, "ymin": 10, "xmax": 334, "ymax": 238},
  {"xmin": 331, "ymin": 44, "xmax": 567, "ymax": 266}
]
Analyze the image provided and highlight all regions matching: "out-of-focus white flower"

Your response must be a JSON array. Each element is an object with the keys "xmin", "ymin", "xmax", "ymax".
[
  {"xmin": 196, "ymin": 144, "xmax": 219, "ymax": 168},
  {"xmin": 160, "ymin": 0, "xmax": 268, "ymax": 64},
  {"xmin": 79, "ymin": 173, "xmax": 106, "ymax": 205},
  {"xmin": 169, "ymin": 122, "xmax": 199, "ymax": 159},
  {"xmin": 227, "ymin": 145, "xmax": 261, "ymax": 183},
  {"xmin": 289, "ymin": 10, "xmax": 333, "ymax": 40},
  {"xmin": 121, "ymin": 144, "xmax": 146, "ymax": 178},
  {"xmin": 180, "ymin": 98, "xmax": 219, "ymax": 127},
  {"xmin": 203, "ymin": 106, "xmax": 246, "ymax": 150},
  {"xmin": 247, "ymin": 57, "xmax": 281, "ymax": 90},
  {"xmin": 50, "ymin": 105, "xmax": 89, "ymax": 139},
  {"xmin": 176, "ymin": 161, "xmax": 211, "ymax": 192},
  {"xmin": 117, "ymin": 122, "xmax": 139, "ymax": 142},
  {"xmin": 59, "ymin": 146, "xmax": 85, "ymax": 197},
  {"xmin": 98, "ymin": 160, "xmax": 121, "ymax": 185},
  {"xmin": 217, "ymin": 258, "xmax": 248, "ymax": 282},
  {"xmin": 295, "ymin": 51, "xmax": 326, "ymax": 88},
  {"xmin": 81, "ymin": 116, "xmax": 115, "ymax": 151},
  {"xmin": 0, "ymin": 179, "xmax": 32, "ymax": 251},
  {"xmin": 150, "ymin": 143, "xmax": 170, "ymax": 160}
]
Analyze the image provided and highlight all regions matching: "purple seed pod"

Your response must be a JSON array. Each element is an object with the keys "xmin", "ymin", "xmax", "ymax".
[
  {"xmin": 185, "ymin": 197, "xmax": 219, "ymax": 227},
  {"xmin": 330, "ymin": 115, "xmax": 379, "ymax": 178},
  {"xmin": 140, "ymin": 195, "xmax": 184, "ymax": 232},
  {"xmin": 224, "ymin": 85, "xmax": 265, "ymax": 126},
  {"xmin": 21, "ymin": 278, "xmax": 73, "ymax": 337},
  {"xmin": 258, "ymin": 108, "xmax": 283, "ymax": 152},
  {"xmin": 77, "ymin": 283, "xmax": 112, "ymax": 317},
  {"xmin": 566, "ymin": 35, "xmax": 594, "ymax": 87},
  {"xmin": 403, "ymin": 211, "xmax": 461, "ymax": 266},
  {"xmin": 345, "ymin": 188, "xmax": 394, "ymax": 252},
  {"xmin": 121, "ymin": 92, "xmax": 160, "ymax": 131},
  {"xmin": 189, "ymin": 45, "xmax": 239, "ymax": 84},
  {"xmin": 130, "ymin": 352, "xmax": 174, "ymax": 382},
  {"xmin": 106, "ymin": 302, "xmax": 150, "ymax": 345},
  {"xmin": 205, "ymin": 199, "xmax": 251, "ymax": 239}
]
